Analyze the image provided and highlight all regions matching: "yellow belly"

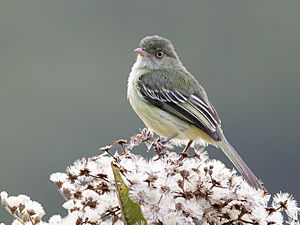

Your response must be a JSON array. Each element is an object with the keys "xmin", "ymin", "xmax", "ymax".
[{"xmin": 131, "ymin": 98, "xmax": 215, "ymax": 145}]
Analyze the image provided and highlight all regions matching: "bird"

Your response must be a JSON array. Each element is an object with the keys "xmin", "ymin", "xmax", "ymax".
[{"xmin": 127, "ymin": 35, "xmax": 263, "ymax": 190}]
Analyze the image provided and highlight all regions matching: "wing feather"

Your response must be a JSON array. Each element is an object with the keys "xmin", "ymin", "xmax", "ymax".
[{"xmin": 138, "ymin": 71, "xmax": 222, "ymax": 141}]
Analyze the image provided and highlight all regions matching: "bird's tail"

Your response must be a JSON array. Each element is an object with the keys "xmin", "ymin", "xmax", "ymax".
[{"xmin": 217, "ymin": 136, "xmax": 263, "ymax": 190}]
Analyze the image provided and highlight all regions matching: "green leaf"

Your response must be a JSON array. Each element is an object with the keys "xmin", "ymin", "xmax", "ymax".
[{"xmin": 111, "ymin": 163, "xmax": 148, "ymax": 225}]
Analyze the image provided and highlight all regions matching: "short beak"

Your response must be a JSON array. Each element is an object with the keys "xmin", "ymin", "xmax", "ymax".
[{"xmin": 134, "ymin": 48, "xmax": 146, "ymax": 57}]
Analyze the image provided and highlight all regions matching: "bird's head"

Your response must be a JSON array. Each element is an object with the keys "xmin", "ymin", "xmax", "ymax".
[{"xmin": 134, "ymin": 35, "xmax": 182, "ymax": 70}]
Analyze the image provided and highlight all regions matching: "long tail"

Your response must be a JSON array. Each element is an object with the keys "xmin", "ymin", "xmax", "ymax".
[{"xmin": 217, "ymin": 136, "xmax": 263, "ymax": 190}]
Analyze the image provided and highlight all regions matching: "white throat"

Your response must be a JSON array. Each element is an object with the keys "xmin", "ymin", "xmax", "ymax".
[{"xmin": 127, "ymin": 56, "xmax": 148, "ymax": 100}]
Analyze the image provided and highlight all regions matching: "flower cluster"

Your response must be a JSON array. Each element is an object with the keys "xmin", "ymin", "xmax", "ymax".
[
  {"xmin": 1, "ymin": 129, "xmax": 299, "ymax": 224},
  {"xmin": 1, "ymin": 192, "xmax": 44, "ymax": 225}
]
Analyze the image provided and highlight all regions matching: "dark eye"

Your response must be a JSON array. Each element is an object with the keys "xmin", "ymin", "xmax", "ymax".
[{"xmin": 155, "ymin": 50, "xmax": 164, "ymax": 58}]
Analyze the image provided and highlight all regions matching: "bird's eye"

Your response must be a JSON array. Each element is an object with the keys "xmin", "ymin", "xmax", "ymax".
[{"xmin": 155, "ymin": 50, "xmax": 164, "ymax": 58}]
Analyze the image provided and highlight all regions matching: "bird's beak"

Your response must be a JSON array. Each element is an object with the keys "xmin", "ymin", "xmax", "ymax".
[{"xmin": 134, "ymin": 48, "xmax": 146, "ymax": 57}]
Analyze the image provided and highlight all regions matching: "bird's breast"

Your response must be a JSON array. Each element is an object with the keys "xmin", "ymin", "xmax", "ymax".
[{"xmin": 127, "ymin": 63, "xmax": 214, "ymax": 147}]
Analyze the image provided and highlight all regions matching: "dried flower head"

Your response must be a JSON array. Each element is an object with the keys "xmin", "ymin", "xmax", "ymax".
[{"xmin": 1, "ymin": 129, "xmax": 299, "ymax": 224}]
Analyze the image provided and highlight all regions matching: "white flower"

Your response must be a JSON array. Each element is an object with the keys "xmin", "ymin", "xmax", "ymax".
[
  {"xmin": 3, "ymin": 193, "xmax": 30, "ymax": 207},
  {"xmin": 130, "ymin": 184, "xmax": 161, "ymax": 205},
  {"xmin": 94, "ymin": 192, "xmax": 119, "ymax": 214},
  {"xmin": 61, "ymin": 181, "xmax": 76, "ymax": 192},
  {"xmin": 62, "ymin": 211, "xmax": 83, "ymax": 224},
  {"xmin": 1, "ymin": 131, "xmax": 300, "ymax": 224},
  {"xmin": 161, "ymin": 211, "xmax": 192, "ymax": 225},
  {"xmin": 101, "ymin": 219, "xmax": 123, "ymax": 225},
  {"xmin": 11, "ymin": 220, "xmax": 24, "ymax": 225},
  {"xmin": 81, "ymin": 189, "xmax": 100, "ymax": 200},
  {"xmin": 267, "ymin": 211, "xmax": 284, "ymax": 224},
  {"xmin": 143, "ymin": 203, "xmax": 164, "ymax": 223},
  {"xmin": 1, "ymin": 192, "xmax": 45, "ymax": 223},
  {"xmin": 25, "ymin": 200, "xmax": 45, "ymax": 218},
  {"xmin": 85, "ymin": 208, "xmax": 101, "ymax": 222},
  {"xmin": 252, "ymin": 206, "xmax": 269, "ymax": 222},
  {"xmin": 62, "ymin": 199, "xmax": 82, "ymax": 211},
  {"xmin": 0, "ymin": 191, "xmax": 8, "ymax": 203},
  {"xmin": 273, "ymin": 192, "xmax": 300, "ymax": 220},
  {"xmin": 48, "ymin": 215, "xmax": 62, "ymax": 224},
  {"xmin": 181, "ymin": 199, "xmax": 204, "ymax": 220},
  {"xmin": 50, "ymin": 172, "xmax": 68, "ymax": 183}
]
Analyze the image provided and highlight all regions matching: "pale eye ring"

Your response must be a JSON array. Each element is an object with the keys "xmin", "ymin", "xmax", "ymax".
[{"xmin": 155, "ymin": 50, "xmax": 164, "ymax": 58}]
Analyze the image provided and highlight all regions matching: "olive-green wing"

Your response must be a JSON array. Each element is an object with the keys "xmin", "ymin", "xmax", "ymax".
[{"xmin": 138, "ymin": 69, "xmax": 221, "ymax": 141}]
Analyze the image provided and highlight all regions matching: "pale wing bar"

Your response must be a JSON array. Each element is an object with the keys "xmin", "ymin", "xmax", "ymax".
[
  {"xmin": 190, "ymin": 94, "xmax": 221, "ymax": 125},
  {"xmin": 140, "ymin": 84, "xmax": 222, "ymax": 141}
]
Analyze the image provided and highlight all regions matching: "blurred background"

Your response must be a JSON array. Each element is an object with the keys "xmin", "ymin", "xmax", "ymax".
[{"xmin": 1, "ymin": 0, "xmax": 299, "ymax": 223}]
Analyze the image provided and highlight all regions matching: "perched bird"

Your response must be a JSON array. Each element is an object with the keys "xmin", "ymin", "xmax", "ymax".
[{"xmin": 127, "ymin": 35, "xmax": 263, "ymax": 190}]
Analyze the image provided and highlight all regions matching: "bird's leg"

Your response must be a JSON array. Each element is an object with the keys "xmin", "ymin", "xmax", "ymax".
[
  {"xmin": 153, "ymin": 133, "xmax": 178, "ymax": 161},
  {"xmin": 159, "ymin": 133, "xmax": 178, "ymax": 145},
  {"xmin": 179, "ymin": 140, "xmax": 193, "ymax": 160}
]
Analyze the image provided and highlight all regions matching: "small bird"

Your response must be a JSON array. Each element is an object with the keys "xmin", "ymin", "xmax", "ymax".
[{"xmin": 127, "ymin": 35, "xmax": 263, "ymax": 190}]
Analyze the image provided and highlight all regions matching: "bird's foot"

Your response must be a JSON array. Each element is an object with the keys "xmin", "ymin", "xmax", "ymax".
[
  {"xmin": 152, "ymin": 139, "xmax": 168, "ymax": 160},
  {"xmin": 178, "ymin": 140, "xmax": 193, "ymax": 161},
  {"xmin": 152, "ymin": 134, "xmax": 178, "ymax": 161},
  {"xmin": 179, "ymin": 152, "xmax": 190, "ymax": 161}
]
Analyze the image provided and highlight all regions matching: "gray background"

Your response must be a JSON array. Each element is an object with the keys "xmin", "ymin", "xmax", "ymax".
[{"xmin": 1, "ymin": 0, "xmax": 299, "ymax": 223}]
